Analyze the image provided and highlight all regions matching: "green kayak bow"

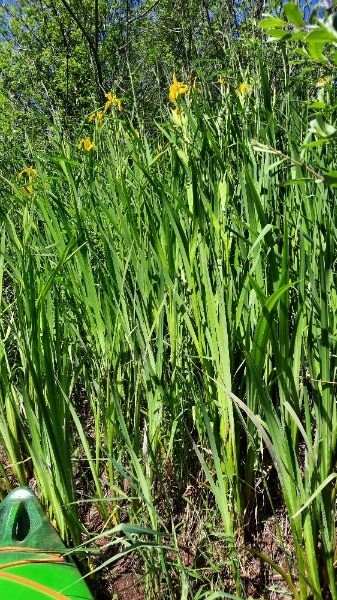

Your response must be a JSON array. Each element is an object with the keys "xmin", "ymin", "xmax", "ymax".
[{"xmin": 0, "ymin": 487, "xmax": 94, "ymax": 599}]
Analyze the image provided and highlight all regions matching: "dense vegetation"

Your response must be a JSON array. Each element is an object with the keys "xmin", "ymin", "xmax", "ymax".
[{"xmin": 1, "ymin": 1, "xmax": 337, "ymax": 598}]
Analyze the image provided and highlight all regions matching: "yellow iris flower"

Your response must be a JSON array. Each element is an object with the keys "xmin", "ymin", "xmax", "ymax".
[
  {"xmin": 237, "ymin": 82, "xmax": 252, "ymax": 96},
  {"xmin": 78, "ymin": 137, "xmax": 94, "ymax": 151},
  {"xmin": 169, "ymin": 73, "xmax": 188, "ymax": 103},
  {"xmin": 316, "ymin": 76, "xmax": 330, "ymax": 87},
  {"xmin": 104, "ymin": 92, "xmax": 122, "ymax": 113},
  {"xmin": 21, "ymin": 185, "xmax": 33, "ymax": 194},
  {"xmin": 89, "ymin": 111, "xmax": 103, "ymax": 126},
  {"xmin": 18, "ymin": 166, "xmax": 37, "ymax": 179},
  {"xmin": 17, "ymin": 166, "xmax": 37, "ymax": 194}
]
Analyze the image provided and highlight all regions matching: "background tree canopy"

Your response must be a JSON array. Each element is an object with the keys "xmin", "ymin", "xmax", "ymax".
[{"xmin": 0, "ymin": 0, "xmax": 280, "ymax": 122}]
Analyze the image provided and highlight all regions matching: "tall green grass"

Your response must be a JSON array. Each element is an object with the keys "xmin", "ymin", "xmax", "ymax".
[{"xmin": 0, "ymin": 41, "xmax": 336, "ymax": 598}]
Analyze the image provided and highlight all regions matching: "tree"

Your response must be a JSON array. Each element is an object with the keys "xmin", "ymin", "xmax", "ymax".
[{"xmin": 0, "ymin": 0, "xmax": 287, "ymax": 140}]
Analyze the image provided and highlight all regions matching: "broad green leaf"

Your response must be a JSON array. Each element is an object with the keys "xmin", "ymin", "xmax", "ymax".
[
  {"xmin": 258, "ymin": 16, "xmax": 286, "ymax": 29},
  {"xmin": 307, "ymin": 43, "xmax": 327, "ymax": 62},
  {"xmin": 306, "ymin": 29, "xmax": 337, "ymax": 43},
  {"xmin": 267, "ymin": 29, "xmax": 290, "ymax": 40},
  {"xmin": 284, "ymin": 2, "xmax": 303, "ymax": 27},
  {"xmin": 289, "ymin": 31, "xmax": 306, "ymax": 40}
]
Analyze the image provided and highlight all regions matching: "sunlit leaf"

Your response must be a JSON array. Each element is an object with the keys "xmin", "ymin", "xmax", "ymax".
[
  {"xmin": 306, "ymin": 29, "xmax": 337, "ymax": 42},
  {"xmin": 258, "ymin": 16, "xmax": 287, "ymax": 29},
  {"xmin": 284, "ymin": 2, "xmax": 304, "ymax": 27}
]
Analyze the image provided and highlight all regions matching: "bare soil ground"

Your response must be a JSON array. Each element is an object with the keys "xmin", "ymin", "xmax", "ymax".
[
  {"xmin": 0, "ymin": 444, "xmax": 300, "ymax": 600},
  {"xmin": 83, "ymin": 476, "xmax": 297, "ymax": 599}
]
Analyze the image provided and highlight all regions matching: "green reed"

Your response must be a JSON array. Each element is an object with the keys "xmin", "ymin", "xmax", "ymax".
[{"xmin": 0, "ymin": 42, "xmax": 336, "ymax": 598}]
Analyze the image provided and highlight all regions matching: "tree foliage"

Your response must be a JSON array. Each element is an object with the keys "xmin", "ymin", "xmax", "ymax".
[{"xmin": 0, "ymin": 1, "xmax": 285, "ymax": 123}]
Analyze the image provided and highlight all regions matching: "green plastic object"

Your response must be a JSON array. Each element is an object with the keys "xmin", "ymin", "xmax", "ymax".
[{"xmin": 0, "ymin": 487, "xmax": 94, "ymax": 599}]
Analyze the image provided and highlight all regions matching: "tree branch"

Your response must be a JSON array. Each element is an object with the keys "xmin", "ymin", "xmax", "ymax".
[{"xmin": 57, "ymin": 0, "xmax": 104, "ymax": 99}]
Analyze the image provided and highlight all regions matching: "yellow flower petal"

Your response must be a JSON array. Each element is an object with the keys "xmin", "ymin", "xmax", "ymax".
[
  {"xmin": 104, "ymin": 100, "xmax": 111, "ymax": 113},
  {"xmin": 169, "ymin": 82, "xmax": 178, "ymax": 103},
  {"xmin": 316, "ymin": 76, "xmax": 330, "ymax": 87},
  {"xmin": 169, "ymin": 74, "xmax": 188, "ymax": 102},
  {"xmin": 103, "ymin": 92, "xmax": 122, "ymax": 113},
  {"xmin": 237, "ymin": 82, "xmax": 252, "ymax": 96},
  {"xmin": 18, "ymin": 166, "xmax": 37, "ymax": 179},
  {"xmin": 78, "ymin": 137, "xmax": 94, "ymax": 151},
  {"xmin": 83, "ymin": 138, "xmax": 94, "ymax": 151},
  {"xmin": 89, "ymin": 111, "xmax": 103, "ymax": 125}
]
